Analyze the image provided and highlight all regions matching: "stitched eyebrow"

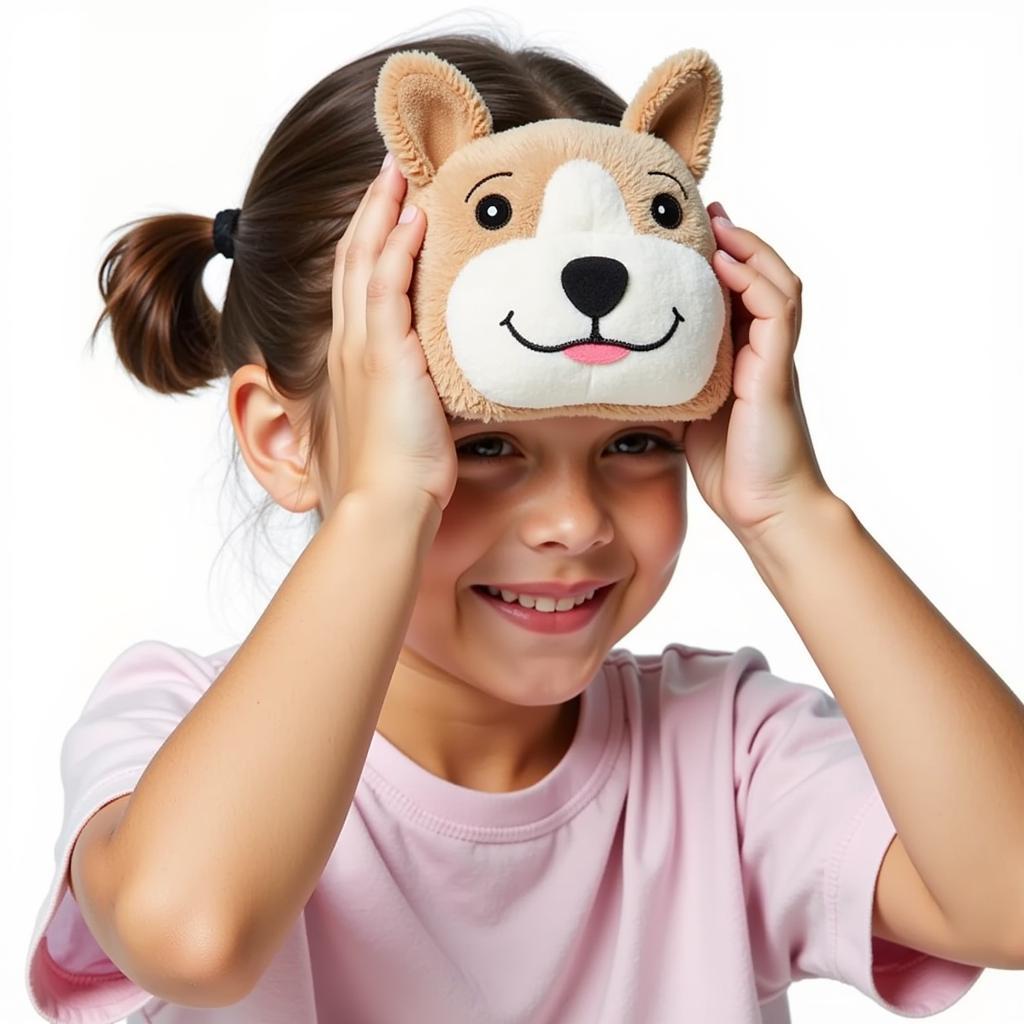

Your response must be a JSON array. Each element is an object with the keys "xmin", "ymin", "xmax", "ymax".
[
  {"xmin": 648, "ymin": 170, "xmax": 687, "ymax": 200},
  {"xmin": 466, "ymin": 169, "xmax": 685, "ymax": 203},
  {"xmin": 465, "ymin": 171, "xmax": 513, "ymax": 203}
]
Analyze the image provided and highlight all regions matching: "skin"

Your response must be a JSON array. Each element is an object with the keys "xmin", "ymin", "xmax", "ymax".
[
  {"xmin": 227, "ymin": 391, "xmax": 690, "ymax": 792},
  {"xmin": 223, "ymin": 185, "xmax": 803, "ymax": 794},
  {"xmin": 374, "ymin": 413, "xmax": 689, "ymax": 791},
  {"xmin": 226, "ymin": 158, "xmax": 1024, "ymax": 965}
]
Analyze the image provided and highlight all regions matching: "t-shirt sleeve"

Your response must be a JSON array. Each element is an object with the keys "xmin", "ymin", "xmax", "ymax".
[
  {"xmin": 24, "ymin": 640, "xmax": 223, "ymax": 1024},
  {"xmin": 732, "ymin": 655, "xmax": 985, "ymax": 1016}
]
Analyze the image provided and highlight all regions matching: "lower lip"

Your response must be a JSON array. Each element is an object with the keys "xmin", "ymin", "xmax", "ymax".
[{"xmin": 471, "ymin": 584, "xmax": 615, "ymax": 634}]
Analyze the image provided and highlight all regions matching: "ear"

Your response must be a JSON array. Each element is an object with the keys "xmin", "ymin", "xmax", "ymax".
[
  {"xmin": 620, "ymin": 48, "xmax": 724, "ymax": 183},
  {"xmin": 228, "ymin": 365, "xmax": 321, "ymax": 516},
  {"xmin": 374, "ymin": 49, "xmax": 494, "ymax": 188}
]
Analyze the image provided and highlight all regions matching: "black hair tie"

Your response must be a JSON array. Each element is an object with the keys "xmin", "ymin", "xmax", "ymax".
[{"xmin": 213, "ymin": 208, "xmax": 241, "ymax": 259}]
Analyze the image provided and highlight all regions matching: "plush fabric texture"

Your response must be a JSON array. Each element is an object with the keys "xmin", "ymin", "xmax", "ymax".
[{"xmin": 373, "ymin": 48, "xmax": 734, "ymax": 423}]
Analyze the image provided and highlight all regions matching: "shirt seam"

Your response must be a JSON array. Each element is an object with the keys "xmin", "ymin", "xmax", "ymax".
[
  {"xmin": 38, "ymin": 937, "xmax": 127, "ymax": 985},
  {"xmin": 361, "ymin": 719, "xmax": 625, "ymax": 843},
  {"xmin": 360, "ymin": 665, "xmax": 626, "ymax": 842},
  {"xmin": 825, "ymin": 788, "xmax": 877, "ymax": 984},
  {"xmin": 825, "ymin": 788, "xmax": 933, "ymax": 982},
  {"xmin": 69, "ymin": 765, "xmax": 145, "ymax": 813},
  {"xmin": 34, "ymin": 767, "xmax": 145, "ymax": 981}
]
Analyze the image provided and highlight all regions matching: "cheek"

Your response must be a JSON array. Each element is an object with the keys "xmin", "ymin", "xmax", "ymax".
[
  {"xmin": 400, "ymin": 492, "xmax": 503, "ymax": 676},
  {"xmin": 400, "ymin": 524, "xmax": 471, "ymax": 667},
  {"xmin": 626, "ymin": 473, "xmax": 688, "ymax": 570},
  {"xmin": 410, "ymin": 465, "xmax": 687, "ymax": 598},
  {"xmin": 416, "ymin": 485, "xmax": 498, "ymax": 593}
]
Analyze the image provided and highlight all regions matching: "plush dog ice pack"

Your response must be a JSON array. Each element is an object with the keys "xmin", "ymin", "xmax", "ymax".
[{"xmin": 372, "ymin": 47, "xmax": 733, "ymax": 424}]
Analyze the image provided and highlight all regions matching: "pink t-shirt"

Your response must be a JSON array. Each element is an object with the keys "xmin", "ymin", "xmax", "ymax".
[{"xmin": 26, "ymin": 639, "xmax": 984, "ymax": 1023}]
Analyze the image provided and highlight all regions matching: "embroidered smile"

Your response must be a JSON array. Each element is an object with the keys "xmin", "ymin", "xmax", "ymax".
[{"xmin": 498, "ymin": 307, "xmax": 684, "ymax": 353}]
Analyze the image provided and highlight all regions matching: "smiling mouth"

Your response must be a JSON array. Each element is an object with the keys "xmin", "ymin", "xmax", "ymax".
[{"xmin": 498, "ymin": 306, "xmax": 684, "ymax": 354}]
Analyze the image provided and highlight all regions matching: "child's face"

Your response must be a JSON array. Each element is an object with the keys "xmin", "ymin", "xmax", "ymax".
[{"xmin": 397, "ymin": 414, "xmax": 689, "ymax": 705}]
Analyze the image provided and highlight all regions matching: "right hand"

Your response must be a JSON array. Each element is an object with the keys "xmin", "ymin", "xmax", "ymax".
[{"xmin": 326, "ymin": 152, "xmax": 457, "ymax": 515}]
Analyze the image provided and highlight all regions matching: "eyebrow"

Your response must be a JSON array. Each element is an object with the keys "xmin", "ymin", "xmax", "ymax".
[
  {"xmin": 465, "ymin": 171, "xmax": 513, "ymax": 203},
  {"xmin": 466, "ymin": 169, "xmax": 686, "ymax": 204},
  {"xmin": 648, "ymin": 170, "xmax": 688, "ymax": 199},
  {"xmin": 447, "ymin": 416, "xmax": 684, "ymax": 441}
]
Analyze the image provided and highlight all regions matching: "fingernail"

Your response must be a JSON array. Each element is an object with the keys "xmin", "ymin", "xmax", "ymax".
[
  {"xmin": 713, "ymin": 215, "xmax": 733, "ymax": 229},
  {"xmin": 381, "ymin": 151, "xmax": 394, "ymax": 173},
  {"xmin": 399, "ymin": 203, "xmax": 418, "ymax": 223},
  {"xmin": 718, "ymin": 249, "xmax": 738, "ymax": 264}
]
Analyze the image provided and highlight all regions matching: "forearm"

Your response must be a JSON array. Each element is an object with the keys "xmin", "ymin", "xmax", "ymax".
[
  {"xmin": 741, "ymin": 492, "xmax": 1024, "ymax": 946},
  {"xmin": 110, "ymin": 487, "xmax": 441, "ymax": 988}
]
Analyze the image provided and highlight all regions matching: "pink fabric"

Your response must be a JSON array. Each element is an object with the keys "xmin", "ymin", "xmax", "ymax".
[{"xmin": 26, "ymin": 640, "xmax": 984, "ymax": 1023}]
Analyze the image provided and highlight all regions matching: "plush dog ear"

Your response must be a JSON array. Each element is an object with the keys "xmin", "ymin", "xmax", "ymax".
[
  {"xmin": 374, "ymin": 49, "xmax": 494, "ymax": 188},
  {"xmin": 621, "ymin": 48, "xmax": 723, "ymax": 183}
]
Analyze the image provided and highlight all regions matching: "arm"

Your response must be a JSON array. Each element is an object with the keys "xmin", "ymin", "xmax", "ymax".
[
  {"xmin": 108, "ymin": 487, "xmax": 441, "ymax": 996},
  {"xmin": 741, "ymin": 490, "xmax": 1024, "ymax": 967},
  {"xmin": 69, "ymin": 793, "xmax": 249, "ymax": 1007}
]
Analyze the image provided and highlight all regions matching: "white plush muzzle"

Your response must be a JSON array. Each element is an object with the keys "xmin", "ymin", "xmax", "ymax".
[{"xmin": 446, "ymin": 158, "xmax": 725, "ymax": 410}]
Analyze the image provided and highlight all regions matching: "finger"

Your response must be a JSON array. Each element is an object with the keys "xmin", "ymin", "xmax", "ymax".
[
  {"xmin": 330, "ymin": 182, "xmax": 375, "ymax": 339},
  {"xmin": 712, "ymin": 249, "xmax": 798, "ymax": 397},
  {"xmin": 711, "ymin": 217, "xmax": 802, "ymax": 338},
  {"xmin": 363, "ymin": 203, "xmax": 427, "ymax": 376},
  {"xmin": 710, "ymin": 218, "xmax": 801, "ymax": 299},
  {"xmin": 328, "ymin": 180, "xmax": 379, "ymax": 396},
  {"xmin": 341, "ymin": 157, "xmax": 409, "ymax": 354}
]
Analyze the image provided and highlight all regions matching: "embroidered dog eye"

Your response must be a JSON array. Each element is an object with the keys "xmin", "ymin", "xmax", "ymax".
[
  {"xmin": 475, "ymin": 193, "xmax": 512, "ymax": 230},
  {"xmin": 650, "ymin": 192, "xmax": 683, "ymax": 230}
]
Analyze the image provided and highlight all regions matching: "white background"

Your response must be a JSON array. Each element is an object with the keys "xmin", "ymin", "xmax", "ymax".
[{"xmin": 2, "ymin": 0, "xmax": 1022, "ymax": 1020}]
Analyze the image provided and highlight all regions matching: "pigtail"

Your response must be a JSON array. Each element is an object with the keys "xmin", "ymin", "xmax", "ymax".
[{"xmin": 88, "ymin": 212, "xmax": 229, "ymax": 395}]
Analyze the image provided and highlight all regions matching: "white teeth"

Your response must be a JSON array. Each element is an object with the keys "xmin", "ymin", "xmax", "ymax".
[{"xmin": 484, "ymin": 586, "xmax": 598, "ymax": 612}]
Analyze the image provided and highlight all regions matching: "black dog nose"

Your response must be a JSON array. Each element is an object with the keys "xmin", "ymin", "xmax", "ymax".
[{"xmin": 561, "ymin": 256, "xmax": 628, "ymax": 320}]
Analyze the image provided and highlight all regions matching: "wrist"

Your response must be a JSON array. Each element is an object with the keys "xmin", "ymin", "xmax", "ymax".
[
  {"xmin": 337, "ymin": 486, "xmax": 442, "ymax": 550},
  {"xmin": 740, "ymin": 490, "xmax": 856, "ymax": 584}
]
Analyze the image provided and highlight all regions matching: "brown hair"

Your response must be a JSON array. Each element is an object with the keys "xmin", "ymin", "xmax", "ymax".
[{"xmin": 87, "ymin": 27, "xmax": 626, "ymax": 560}]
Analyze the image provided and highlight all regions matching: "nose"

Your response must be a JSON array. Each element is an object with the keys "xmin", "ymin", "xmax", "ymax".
[
  {"xmin": 561, "ymin": 256, "xmax": 628, "ymax": 320},
  {"xmin": 520, "ymin": 474, "xmax": 615, "ymax": 556}
]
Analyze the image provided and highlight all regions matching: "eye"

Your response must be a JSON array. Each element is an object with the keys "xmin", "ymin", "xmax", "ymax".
[
  {"xmin": 457, "ymin": 436, "xmax": 515, "ymax": 459},
  {"xmin": 609, "ymin": 432, "xmax": 686, "ymax": 456},
  {"xmin": 475, "ymin": 193, "xmax": 512, "ymax": 230},
  {"xmin": 455, "ymin": 432, "xmax": 685, "ymax": 460},
  {"xmin": 650, "ymin": 191, "xmax": 683, "ymax": 230}
]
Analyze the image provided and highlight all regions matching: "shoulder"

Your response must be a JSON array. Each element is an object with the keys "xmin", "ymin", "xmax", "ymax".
[
  {"xmin": 93, "ymin": 637, "xmax": 240, "ymax": 687},
  {"xmin": 72, "ymin": 638, "xmax": 242, "ymax": 726},
  {"xmin": 603, "ymin": 641, "xmax": 782, "ymax": 755},
  {"xmin": 605, "ymin": 641, "xmax": 845, "ymax": 765},
  {"xmin": 606, "ymin": 640, "xmax": 772, "ymax": 705}
]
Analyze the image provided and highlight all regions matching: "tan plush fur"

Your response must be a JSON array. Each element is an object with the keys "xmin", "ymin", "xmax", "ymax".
[{"xmin": 373, "ymin": 48, "xmax": 733, "ymax": 424}]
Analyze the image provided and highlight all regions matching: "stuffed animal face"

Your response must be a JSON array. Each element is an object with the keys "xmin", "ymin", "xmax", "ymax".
[{"xmin": 374, "ymin": 47, "xmax": 733, "ymax": 424}]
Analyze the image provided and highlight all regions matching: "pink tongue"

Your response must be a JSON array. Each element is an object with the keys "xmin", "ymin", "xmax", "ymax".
[{"xmin": 565, "ymin": 344, "xmax": 629, "ymax": 365}]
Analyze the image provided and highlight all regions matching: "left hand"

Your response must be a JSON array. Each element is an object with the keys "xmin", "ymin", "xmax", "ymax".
[{"xmin": 684, "ymin": 202, "xmax": 833, "ymax": 544}]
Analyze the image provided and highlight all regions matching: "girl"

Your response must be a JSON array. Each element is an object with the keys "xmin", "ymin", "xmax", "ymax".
[{"xmin": 26, "ymin": 30, "xmax": 1023, "ymax": 1024}]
